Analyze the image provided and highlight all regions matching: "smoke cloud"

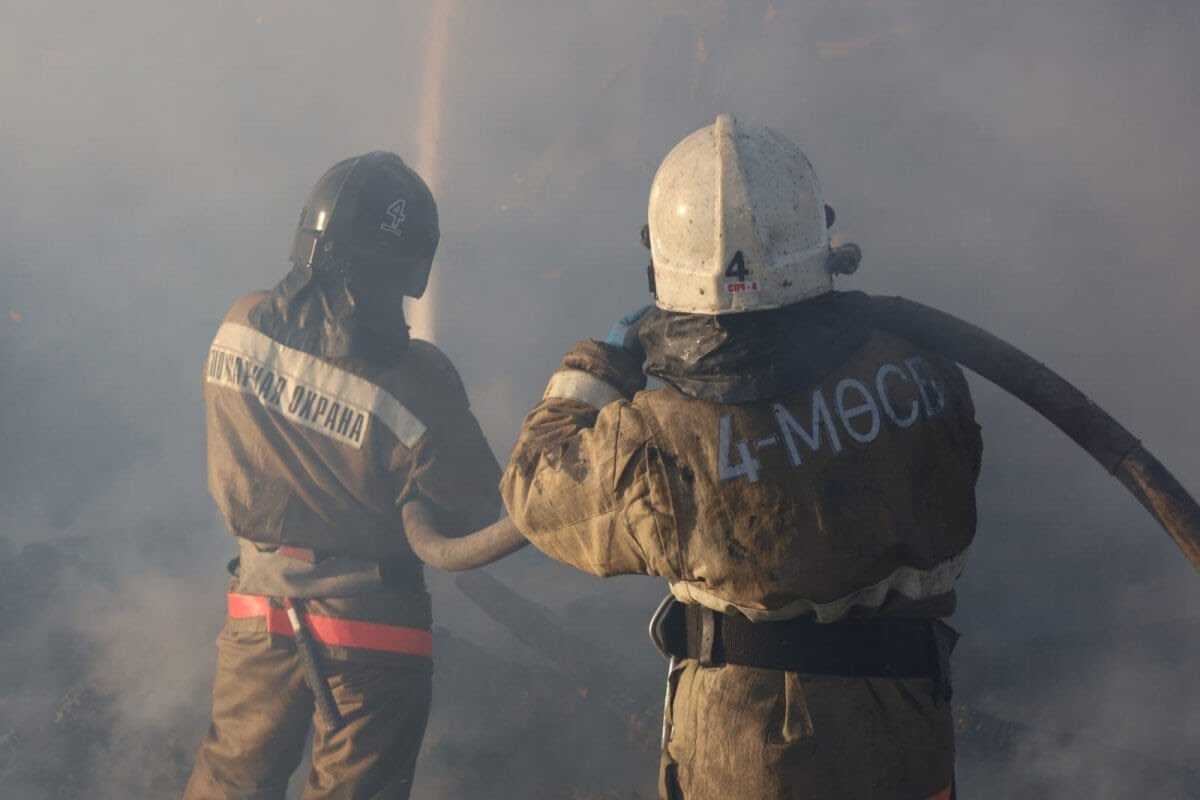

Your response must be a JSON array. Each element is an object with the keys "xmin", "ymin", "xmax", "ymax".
[{"xmin": 1, "ymin": 1, "xmax": 1197, "ymax": 796}]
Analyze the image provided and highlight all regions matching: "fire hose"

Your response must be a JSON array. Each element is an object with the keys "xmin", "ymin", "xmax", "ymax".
[
  {"xmin": 401, "ymin": 502, "xmax": 526, "ymax": 572},
  {"xmin": 867, "ymin": 295, "xmax": 1200, "ymax": 571},
  {"xmin": 400, "ymin": 295, "xmax": 1200, "ymax": 574}
]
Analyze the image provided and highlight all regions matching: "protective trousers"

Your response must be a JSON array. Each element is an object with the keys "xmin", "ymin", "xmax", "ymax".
[
  {"xmin": 659, "ymin": 660, "xmax": 955, "ymax": 800},
  {"xmin": 183, "ymin": 623, "xmax": 432, "ymax": 800}
]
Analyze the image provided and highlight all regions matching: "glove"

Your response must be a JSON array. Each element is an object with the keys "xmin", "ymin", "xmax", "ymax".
[{"xmin": 604, "ymin": 305, "xmax": 653, "ymax": 352}]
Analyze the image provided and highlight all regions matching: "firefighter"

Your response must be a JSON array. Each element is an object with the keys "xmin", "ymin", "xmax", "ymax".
[
  {"xmin": 501, "ymin": 116, "xmax": 976, "ymax": 799},
  {"xmin": 184, "ymin": 151, "xmax": 502, "ymax": 799}
]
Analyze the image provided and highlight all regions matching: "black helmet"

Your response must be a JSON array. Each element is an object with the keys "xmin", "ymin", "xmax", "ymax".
[{"xmin": 289, "ymin": 151, "xmax": 440, "ymax": 298}]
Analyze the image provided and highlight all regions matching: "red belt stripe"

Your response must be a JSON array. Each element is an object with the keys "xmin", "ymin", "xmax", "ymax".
[{"xmin": 227, "ymin": 592, "xmax": 432, "ymax": 658}]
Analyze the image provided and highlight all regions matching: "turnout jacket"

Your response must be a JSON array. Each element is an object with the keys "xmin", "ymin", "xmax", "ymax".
[
  {"xmin": 501, "ymin": 292, "xmax": 982, "ymax": 623},
  {"xmin": 204, "ymin": 292, "xmax": 501, "ymax": 618},
  {"xmin": 503, "ymin": 291, "xmax": 976, "ymax": 798}
]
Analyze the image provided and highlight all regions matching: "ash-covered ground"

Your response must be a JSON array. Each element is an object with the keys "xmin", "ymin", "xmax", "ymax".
[{"xmin": 2, "ymin": 1, "xmax": 1198, "ymax": 797}]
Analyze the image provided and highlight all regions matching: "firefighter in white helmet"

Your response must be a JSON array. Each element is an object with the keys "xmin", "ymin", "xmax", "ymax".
[{"xmin": 502, "ymin": 115, "xmax": 978, "ymax": 799}]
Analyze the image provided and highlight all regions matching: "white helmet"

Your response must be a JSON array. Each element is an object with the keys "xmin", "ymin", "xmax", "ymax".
[{"xmin": 647, "ymin": 114, "xmax": 856, "ymax": 315}]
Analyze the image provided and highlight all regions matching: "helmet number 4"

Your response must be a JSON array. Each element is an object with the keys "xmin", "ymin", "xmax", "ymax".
[
  {"xmin": 724, "ymin": 251, "xmax": 758, "ymax": 294},
  {"xmin": 380, "ymin": 197, "xmax": 407, "ymax": 237}
]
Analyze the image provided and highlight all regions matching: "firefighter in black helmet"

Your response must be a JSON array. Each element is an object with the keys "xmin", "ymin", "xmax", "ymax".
[{"xmin": 184, "ymin": 152, "xmax": 502, "ymax": 799}]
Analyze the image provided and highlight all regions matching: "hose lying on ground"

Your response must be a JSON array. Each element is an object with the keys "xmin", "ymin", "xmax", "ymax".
[
  {"xmin": 868, "ymin": 295, "xmax": 1200, "ymax": 572},
  {"xmin": 401, "ymin": 500, "xmax": 527, "ymax": 571}
]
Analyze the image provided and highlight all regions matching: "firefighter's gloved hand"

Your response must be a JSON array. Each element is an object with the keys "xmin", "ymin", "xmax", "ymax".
[{"xmin": 604, "ymin": 305, "xmax": 653, "ymax": 353}]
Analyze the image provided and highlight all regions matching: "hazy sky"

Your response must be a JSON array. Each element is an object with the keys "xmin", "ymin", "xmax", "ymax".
[{"xmin": 1, "ymin": 1, "xmax": 1197, "ymax": 796}]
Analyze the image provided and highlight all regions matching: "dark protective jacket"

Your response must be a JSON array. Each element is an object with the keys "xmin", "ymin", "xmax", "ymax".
[
  {"xmin": 204, "ymin": 290, "xmax": 501, "ymax": 621},
  {"xmin": 500, "ymin": 291, "xmax": 980, "ymax": 799}
]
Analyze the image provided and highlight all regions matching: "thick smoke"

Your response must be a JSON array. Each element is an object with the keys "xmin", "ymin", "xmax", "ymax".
[{"xmin": 1, "ymin": 1, "xmax": 1197, "ymax": 797}]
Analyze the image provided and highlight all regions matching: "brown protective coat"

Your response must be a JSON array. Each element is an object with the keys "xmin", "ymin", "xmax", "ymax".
[
  {"xmin": 191, "ymin": 292, "xmax": 500, "ymax": 798},
  {"xmin": 501, "ymin": 331, "xmax": 981, "ymax": 799},
  {"xmin": 205, "ymin": 293, "xmax": 501, "ymax": 561},
  {"xmin": 503, "ymin": 333, "xmax": 981, "ymax": 621}
]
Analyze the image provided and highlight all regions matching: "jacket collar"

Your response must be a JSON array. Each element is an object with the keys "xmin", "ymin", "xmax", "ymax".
[
  {"xmin": 248, "ymin": 262, "xmax": 410, "ymax": 363},
  {"xmin": 638, "ymin": 291, "xmax": 873, "ymax": 404}
]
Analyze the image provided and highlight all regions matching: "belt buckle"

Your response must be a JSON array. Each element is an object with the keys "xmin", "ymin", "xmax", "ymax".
[{"xmin": 648, "ymin": 595, "xmax": 680, "ymax": 659}]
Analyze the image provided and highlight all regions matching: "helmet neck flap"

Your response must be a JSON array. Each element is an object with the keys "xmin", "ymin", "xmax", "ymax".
[{"xmin": 638, "ymin": 291, "xmax": 873, "ymax": 404}]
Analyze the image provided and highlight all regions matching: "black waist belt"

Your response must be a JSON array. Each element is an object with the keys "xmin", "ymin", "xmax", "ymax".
[{"xmin": 650, "ymin": 599, "xmax": 957, "ymax": 693}]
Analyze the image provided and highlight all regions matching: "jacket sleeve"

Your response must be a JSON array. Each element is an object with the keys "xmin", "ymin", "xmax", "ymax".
[
  {"xmin": 397, "ymin": 349, "xmax": 503, "ymax": 538},
  {"xmin": 500, "ymin": 340, "xmax": 678, "ymax": 578}
]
